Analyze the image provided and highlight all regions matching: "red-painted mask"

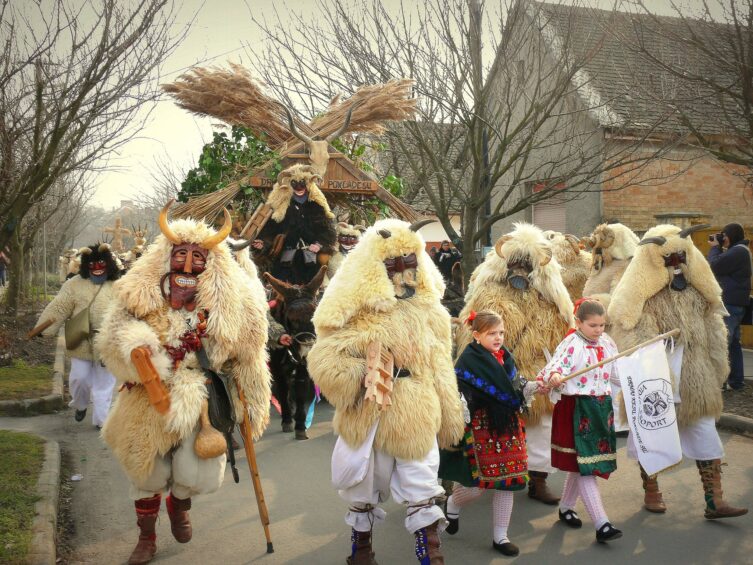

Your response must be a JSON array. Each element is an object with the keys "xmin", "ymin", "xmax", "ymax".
[{"xmin": 161, "ymin": 243, "xmax": 209, "ymax": 311}]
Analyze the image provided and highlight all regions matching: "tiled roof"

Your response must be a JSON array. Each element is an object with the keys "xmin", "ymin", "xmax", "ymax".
[{"xmin": 532, "ymin": 1, "xmax": 744, "ymax": 136}]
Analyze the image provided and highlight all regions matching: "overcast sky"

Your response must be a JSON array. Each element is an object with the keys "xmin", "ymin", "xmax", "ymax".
[{"xmin": 91, "ymin": 0, "xmax": 713, "ymax": 210}]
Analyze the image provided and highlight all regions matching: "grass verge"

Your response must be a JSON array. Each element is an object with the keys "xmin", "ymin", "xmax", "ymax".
[
  {"xmin": 0, "ymin": 360, "xmax": 53, "ymax": 400},
  {"xmin": 0, "ymin": 430, "xmax": 45, "ymax": 564}
]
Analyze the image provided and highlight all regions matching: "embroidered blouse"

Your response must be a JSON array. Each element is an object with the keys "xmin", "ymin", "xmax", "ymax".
[{"xmin": 537, "ymin": 331, "xmax": 620, "ymax": 400}]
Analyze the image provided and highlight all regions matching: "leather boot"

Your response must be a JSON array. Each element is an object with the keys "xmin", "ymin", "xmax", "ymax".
[
  {"xmin": 696, "ymin": 459, "xmax": 748, "ymax": 519},
  {"xmin": 640, "ymin": 465, "xmax": 666, "ymax": 513},
  {"xmin": 128, "ymin": 494, "xmax": 161, "ymax": 565},
  {"xmin": 414, "ymin": 520, "xmax": 444, "ymax": 565},
  {"xmin": 166, "ymin": 493, "xmax": 192, "ymax": 543},
  {"xmin": 527, "ymin": 471, "xmax": 560, "ymax": 505},
  {"xmin": 346, "ymin": 528, "xmax": 378, "ymax": 565}
]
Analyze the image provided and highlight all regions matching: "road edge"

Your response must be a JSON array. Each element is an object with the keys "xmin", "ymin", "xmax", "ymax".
[{"xmin": 27, "ymin": 438, "xmax": 61, "ymax": 565}]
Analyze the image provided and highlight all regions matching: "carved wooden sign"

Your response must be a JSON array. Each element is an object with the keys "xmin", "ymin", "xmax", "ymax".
[{"xmin": 248, "ymin": 147, "xmax": 378, "ymax": 195}]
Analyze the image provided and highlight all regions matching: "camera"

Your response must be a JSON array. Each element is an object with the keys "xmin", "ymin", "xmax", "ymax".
[{"xmin": 708, "ymin": 233, "xmax": 725, "ymax": 245}]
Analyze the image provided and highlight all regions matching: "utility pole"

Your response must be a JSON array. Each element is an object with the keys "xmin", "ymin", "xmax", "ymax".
[{"xmin": 43, "ymin": 222, "xmax": 47, "ymax": 301}]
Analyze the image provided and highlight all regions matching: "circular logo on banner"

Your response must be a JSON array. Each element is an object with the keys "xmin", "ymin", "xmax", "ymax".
[{"xmin": 637, "ymin": 379, "xmax": 675, "ymax": 430}]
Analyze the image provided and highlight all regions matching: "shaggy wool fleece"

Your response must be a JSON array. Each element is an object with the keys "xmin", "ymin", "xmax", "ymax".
[
  {"xmin": 310, "ymin": 219, "xmax": 463, "ymax": 461},
  {"xmin": 457, "ymin": 223, "xmax": 573, "ymax": 424},
  {"xmin": 609, "ymin": 225, "xmax": 727, "ymax": 425},
  {"xmin": 97, "ymin": 220, "xmax": 271, "ymax": 483},
  {"xmin": 35, "ymin": 275, "xmax": 115, "ymax": 361},
  {"xmin": 266, "ymin": 164, "xmax": 334, "ymax": 222},
  {"xmin": 544, "ymin": 230, "xmax": 592, "ymax": 301}
]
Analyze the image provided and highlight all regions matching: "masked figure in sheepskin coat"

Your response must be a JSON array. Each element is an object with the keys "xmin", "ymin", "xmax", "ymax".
[
  {"xmin": 326, "ymin": 222, "xmax": 365, "ymax": 284},
  {"xmin": 33, "ymin": 243, "xmax": 121, "ymax": 427},
  {"xmin": 96, "ymin": 202, "xmax": 271, "ymax": 565},
  {"xmin": 609, "ymin": 224, "xmax": 747, "ymax": 520},
  {"xmin": 544, "ymin": 231, "xmax": 592, "ymax": 301},
  {"xmin": 309, "ymin": 218, "xmax": 465, "ymax": 565},
  {"xmin": 581, "ymin": 222, "xmax": 639, "ymax": 310},
  {"xmin": 252, "ymin": 164, "xmax": 337, "ymax": 285},
  {"xmin": 457, "ymin": 223, "xmax": 574, "ymax": 505}
]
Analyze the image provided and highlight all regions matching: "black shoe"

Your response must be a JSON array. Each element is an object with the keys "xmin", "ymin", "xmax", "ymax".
[
  {"xmin": 596, "ymin": 522, "xmax": 622, "ymax": 543},
  {"xmin": 493, "ymin": 541, "xmax": 519, "ymax": 556},
  {"xmin": 559, "ymin": 509, "xmax": 582, "ymax": 529},
  {"xmin": 74, "ymin": 409, "xmax": 87, "ymax": 422},
  {"xmin": 295, "ymin": 429, "xmax": 309, "ymax": 440},
  {"xmin": 443, "ymin": 501, "xmax": 459, "ymax": 535}
]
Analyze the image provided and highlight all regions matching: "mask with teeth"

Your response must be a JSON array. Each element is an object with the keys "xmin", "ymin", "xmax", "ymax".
[
  {"xmin": 664, "ymin": 251, "xmax": 688, "ymax": 291},
  {"xmin": 160, "ymin": 243, "xmax": 209, "ymax": 311}
]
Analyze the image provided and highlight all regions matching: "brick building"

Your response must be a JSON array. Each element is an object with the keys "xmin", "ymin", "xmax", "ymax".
[{"xmin": 490, "ymin": 1, "xmax": 752, "ymax": 239}]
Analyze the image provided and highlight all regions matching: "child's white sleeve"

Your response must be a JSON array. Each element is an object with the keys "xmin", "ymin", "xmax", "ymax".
[{"xmin": 537, "ymin": 336, "xmax": 577, "ymax": 384}]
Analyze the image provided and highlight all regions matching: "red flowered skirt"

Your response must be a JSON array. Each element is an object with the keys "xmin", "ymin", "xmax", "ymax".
[{"xmin": 551, "ymin": 394, "xmax": 616, "ymax": 478}]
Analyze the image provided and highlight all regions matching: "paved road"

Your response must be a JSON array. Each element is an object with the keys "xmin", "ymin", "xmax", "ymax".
[{"xmin": 2, "ymin": 403, "xmax": 752, "ymax": 565}]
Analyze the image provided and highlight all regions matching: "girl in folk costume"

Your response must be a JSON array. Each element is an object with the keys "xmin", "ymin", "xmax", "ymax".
[
  {"xmin": 32, "ymin": 243, "xmax": 121, "ymax": 427},
  {"xmin": 538, "ymin": 298, "xmax": 623, "ymax": 543},
  {"xmin": 440, "ymin": 310, "xmax": 532, "ymax": 557}
]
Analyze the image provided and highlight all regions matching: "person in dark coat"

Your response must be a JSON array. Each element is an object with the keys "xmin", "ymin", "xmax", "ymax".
[
  {"xmin": 253, "ymin": 164, "xmax": 336, "ymax": 285},
  {"xmin": 435, "ymin": 240, "xmax": 461, "ymax": 282},
  {"xmin": 708, "ymin": 222, "xmax": 752, "ymax": 390}
]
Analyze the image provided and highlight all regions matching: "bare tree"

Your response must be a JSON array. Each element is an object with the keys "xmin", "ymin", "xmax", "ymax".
[
  {"xmin": 611, "ymin": 0, "xmax": 753, "ymax": 177},
  {"xmin": 0, "ymin": 0, "xmax": 192, "ymax": 313},
  {"xmin": 247, "ymin": 0, "xmax": 676, "ymax": 275}
]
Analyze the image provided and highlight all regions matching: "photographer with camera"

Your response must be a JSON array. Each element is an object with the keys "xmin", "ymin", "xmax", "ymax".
[{"xmin": 707, "ymin": 223, "xmax": 752, "ymax": 391}]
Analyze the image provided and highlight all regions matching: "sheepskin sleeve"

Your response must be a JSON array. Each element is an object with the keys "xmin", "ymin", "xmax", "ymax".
[
  {"xmin": 433, "ymin": 354, "xmax": 465, "ymax": 449},
  {"xmin": 308, "ymin": 332, "xmax": 366, "ymax": 409},
  {"xmin": 36, "ymin": 276, "xmax": 79, "ymax": 336}
]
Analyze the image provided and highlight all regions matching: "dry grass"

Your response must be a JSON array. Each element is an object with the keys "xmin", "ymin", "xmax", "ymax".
[{"xmin": 163, "ymin": 64, "xmax": 418, "ymax": 222}]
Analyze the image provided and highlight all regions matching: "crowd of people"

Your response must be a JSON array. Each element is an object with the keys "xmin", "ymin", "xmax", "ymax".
[{"xmin": 27, "ymin": 165, "xmax": 750, "ymax": 563}]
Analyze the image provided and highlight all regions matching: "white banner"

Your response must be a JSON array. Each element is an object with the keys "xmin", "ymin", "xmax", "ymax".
[{"xmin": 617, "ymin": 340, "xmax": 682, "ymax": 476}]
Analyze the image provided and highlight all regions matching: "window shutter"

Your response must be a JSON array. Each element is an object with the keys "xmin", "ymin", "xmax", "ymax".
[{"xmin": 532, "ymin": 200, "xmax": 567, "ymax": 232}]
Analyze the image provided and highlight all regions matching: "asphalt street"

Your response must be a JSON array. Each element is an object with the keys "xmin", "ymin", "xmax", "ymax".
[{"xmin": 2, "ymin": 402, "xmax": 752, "ymax": 565}]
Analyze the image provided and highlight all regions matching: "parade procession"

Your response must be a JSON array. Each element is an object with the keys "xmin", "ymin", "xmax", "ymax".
[{"xmin": 2, "ymin": 1, "xmax": 753, "ymax": 564}]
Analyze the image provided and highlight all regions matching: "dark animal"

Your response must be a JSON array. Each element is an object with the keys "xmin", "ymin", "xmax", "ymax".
[{"xmin": 265, "ymin": 266, "xmax": 327, "ymax": 440}]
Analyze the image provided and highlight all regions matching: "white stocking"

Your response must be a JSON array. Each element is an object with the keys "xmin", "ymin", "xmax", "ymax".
[
  {"xmin": 578, "ymin": 475, "xmax": 609, "ymax": 529},
  {"xmin": 492, "ymin": 490, "xmax": 514, "ymax": 544},
  {"xmin": 559, "ymin": 472, "xmax": 580, "ymax": 512},
  {"xmin": 446, "ymin": 485, "xmax": 484, "ymax": 517}
]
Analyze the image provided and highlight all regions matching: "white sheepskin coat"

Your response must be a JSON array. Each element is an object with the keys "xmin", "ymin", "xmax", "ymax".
[
  {"xmin": 309, "ymin": 218, "xmax": 465, "ymax": 461},
  {"xmin": 609, "ymin": 224, "xmax": 728, "ymax": 425},
  {"xmin": 35, "ymin": 275, "xmax": 115, "ymax": 361},
  {"xmin": 97, "ymin": 220, "xmax": 271, "ymax": 484}
]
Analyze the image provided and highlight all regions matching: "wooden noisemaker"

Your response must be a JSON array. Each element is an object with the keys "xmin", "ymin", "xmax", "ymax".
[
  {"xmin": 130, "ymin": 347, "xmax": 171, "ymax": 414},
  {"xmin": 364, "ymin": 342, "xmax": 394, "ymax": 410}
]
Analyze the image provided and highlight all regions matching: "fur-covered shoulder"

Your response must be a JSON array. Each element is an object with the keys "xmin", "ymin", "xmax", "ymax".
[{"xmin": 314, "ymin": 218, "xmax": 444, "ymax": 332}]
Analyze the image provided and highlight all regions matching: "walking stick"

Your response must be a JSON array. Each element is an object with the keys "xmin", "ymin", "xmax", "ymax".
[
  {"xmin": 560, "ymin": 328, "xmax": 680, "ymax": 383},
  {"xmin": 236, "ymin": 386, "xmax": 274, "ymax": 554}
]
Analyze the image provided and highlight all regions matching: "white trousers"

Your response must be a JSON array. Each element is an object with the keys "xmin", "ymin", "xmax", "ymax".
[
  {"xmin": 69, "ymin": 357, "xmax": 115, "ymax": 426},
  {"xmin": 336, "ymin": 439, "xmax": 446, "ymax": 533},
  {"xmin": 129, "ymin": 427, "xmax": 227, "ymax": 500},
  {"xmin": 627, "ymin": 416, "xmax": 724, "ymax": 462},
  {"xmin": 526, "ymin": 412, "xmax": 555, "ymax": 473}
]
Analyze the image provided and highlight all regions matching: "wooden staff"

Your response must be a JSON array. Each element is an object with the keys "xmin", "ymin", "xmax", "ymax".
[
  {"xmin": 560, "ymin": 329, "xmax": 680, "ymax": 384},
  {"xmin": 236, "ymin": 385, "xmax": 274, "ymax": 554},
  {"xmin": 27, "ymin": 319, "xmax": 54, "ymax": 339}
]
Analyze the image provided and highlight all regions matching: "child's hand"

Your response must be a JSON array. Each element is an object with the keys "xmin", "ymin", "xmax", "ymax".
[{"xmin": 548, "ymin": 372, "xmax": 563, "ymax": 388}]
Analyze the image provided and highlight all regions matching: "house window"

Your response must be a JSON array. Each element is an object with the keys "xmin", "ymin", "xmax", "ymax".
[{"xmin": 529, "ymin": 181, "xmax": 567, "ymax": 232}]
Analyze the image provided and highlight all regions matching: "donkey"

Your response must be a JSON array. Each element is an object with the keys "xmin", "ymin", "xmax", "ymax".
[{"xmin": 264, "ymin": 266, "xmax": 327, "ymax": 440}]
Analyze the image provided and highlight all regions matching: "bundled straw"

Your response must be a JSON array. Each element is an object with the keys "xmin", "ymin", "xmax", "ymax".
[
  {"xmin": 162, "ymin": 63, "xmax": 293, "ymax": 146},
  {"xmin": 164, "ymin": 64, "xmax": 418, "ymax": 221},
  {"xmin": 309, "ymin": 79, "xmax": 417, "ymax": 137}
]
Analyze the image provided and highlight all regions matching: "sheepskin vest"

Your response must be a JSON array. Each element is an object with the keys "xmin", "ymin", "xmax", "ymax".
[
  {"xmin": 35, "ymin": 276, "xmax": 115, "ymax": 361},
  {"xmin": 610, "ymin": 286, "xmax": 728, "ymax": 425}
]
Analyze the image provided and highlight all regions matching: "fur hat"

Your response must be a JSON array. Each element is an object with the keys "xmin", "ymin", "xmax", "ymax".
[
  {"xmin": 336, "ymin": 222, "xmax": 365, "ymax": 238},
  {"xmin": 79, "ymin": 242, "xmax": 121, "ymax": 281},
  {"xmin": 266, "ymin": 164, "xmax": 334, "ymax": 222},
  {"xmin": 609, "ymin": 224, "xmax": 724, "ymax": 332},
  {"xmin": 583, "ymin": 222, "xmax": 639, "ymax": 262},
  {"xmin": 314, "ymin": 218, "xmax": 445, "ymax": 331}
]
